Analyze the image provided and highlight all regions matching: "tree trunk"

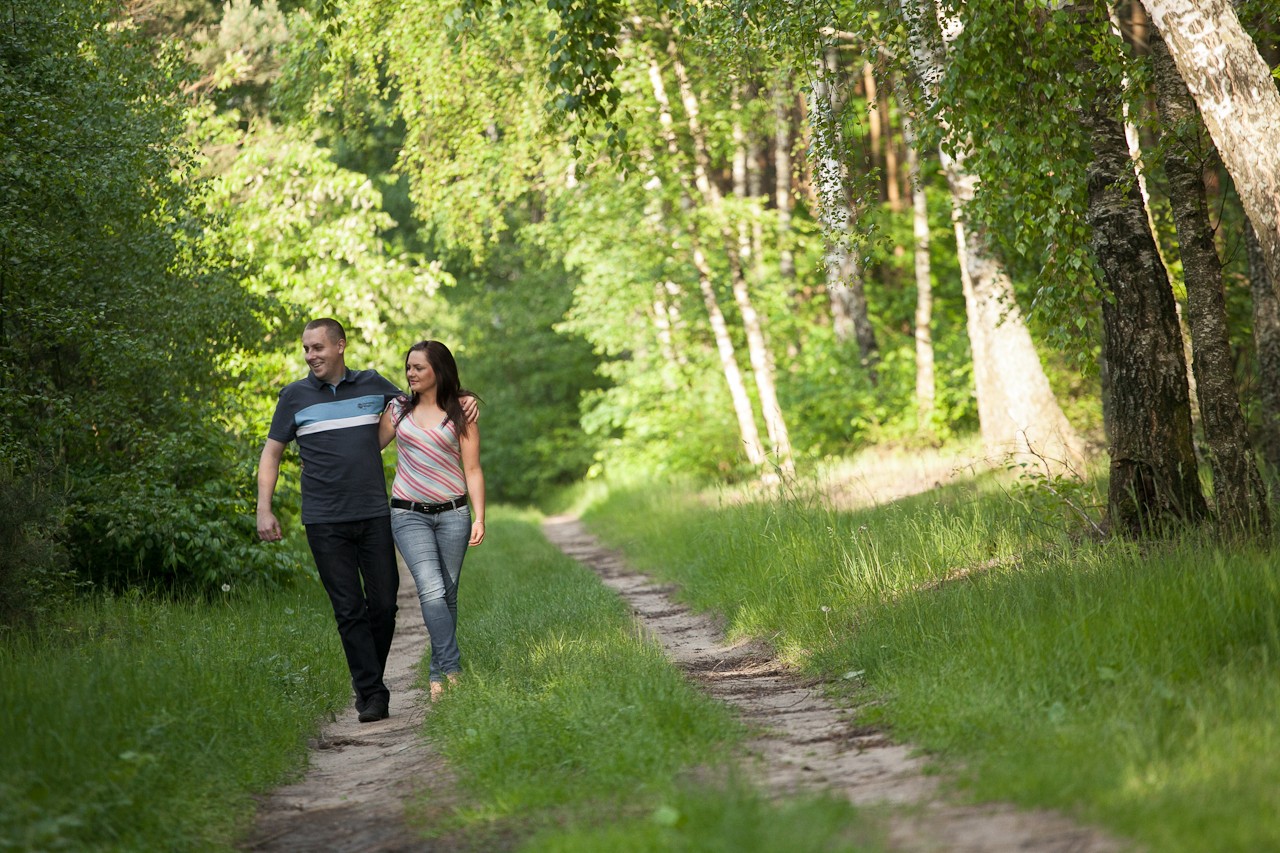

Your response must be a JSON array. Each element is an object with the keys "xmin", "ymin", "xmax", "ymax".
[
  {"xmin": 813, "ymin": 46, "xmax": 880, "ymax": 369},
  {"xmin": 1106, "ymin": 5, "xmax": 1199, "ymax": 422},
  {"xmin": 902, "ymin": 0, "xmax": 1084, "ymax": 465},
  {"xmin": 1143, "ymin": 0, "xmax": 1280, "ymax": 298},
  {"xmin": 863, "ymin": 61, "xmax": 884, "ymax": 202},
  {"xmin": 670, "ymin": 46, "xmax": 795, "ymax": 475},
  {"xmin": 1149, "ymin": 25, "xmax": 1270, "ymax": 534},
  {"xmin": 1245, "ymin": 219, "xmax": 1280, "ymax": 481},
  {"xmin": 773, "ymin": 83, "xmax": 796, "ymax": 283},
  {"xmin": 652, "ymin": 280, "xmax": 688, "ymax": 370},
  {"xmin": 1078, "ymin": 56, "xmax": 1207, "ymax": 534},
  {"xmin": 903, "ymin": 111, "xmax": 935, "ymax": 428},
  {"xmin": 646, "ymin": 54, "xmax": 768, "ymax": 470},
  {"xmin": 881, "ymin": 74, "xmax": 903, "ymax": 213},
  {"xmin": 692, "ymin": 242, "xmax": 769, "ymax": 470},
  {"xmin": 746, "ymin": 96, "xmax": 766, "ymax": 275},
  {"xmin": 945, "ymin": 164, "xmax": 1082, "ymax": 464}
]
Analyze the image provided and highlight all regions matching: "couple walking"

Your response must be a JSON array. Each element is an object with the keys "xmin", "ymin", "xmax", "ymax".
[{"xmin": 256, "ymin": 318, "xmax": 485, "ymax": 722}]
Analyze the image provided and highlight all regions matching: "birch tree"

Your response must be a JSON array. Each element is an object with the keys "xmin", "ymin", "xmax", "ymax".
[
  {"xmin": 1142, "ymin": 0, "xmax": 1280, "ymax": 296},
  {"xmin": 899, "ymin": 92, "xmax": 936, "ymax": 428},
  {"xmin": 811, "ymin": 46, "xmax": 881, "ymax": 371},
  {"xmin": 646, "ymin": 50, "xmax": 770, "ymax": 470},
  {"xmin": 667, "ymin": 39, "xmax": 796, "ymax": 474},
  {"xmin": 902, "ymin": 0, "xmax": 1085, "ymax": 466}
]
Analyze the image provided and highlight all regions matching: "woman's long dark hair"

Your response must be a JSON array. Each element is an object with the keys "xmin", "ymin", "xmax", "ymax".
[{"xmin": 396, "ymin": 340, "xmax": 477, "ymax": 437}]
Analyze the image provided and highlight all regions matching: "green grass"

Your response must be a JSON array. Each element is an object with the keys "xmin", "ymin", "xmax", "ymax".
[
  {"xmin": 580, "ymin": 473, "xmax": 1280, "ymax": 852},
  {"xmin": 521, "ymin": 779, "xmax": 875, "ymax": 852},
  {"xmin": 408, "ymin": 507, "xmax": 882, "ymax": 851},
  {"xmin": 0, "ymin": 582, "xmax": 348, "ymax": 851}
]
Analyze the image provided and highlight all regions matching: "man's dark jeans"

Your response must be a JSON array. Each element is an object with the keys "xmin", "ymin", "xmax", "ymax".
[{"xmin": 306, "ymin": 516, "xmax": 399, "ymax": 704}]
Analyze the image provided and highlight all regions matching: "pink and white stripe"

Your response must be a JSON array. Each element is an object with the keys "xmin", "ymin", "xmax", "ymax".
[{"xmin": 388, "ymin": 400, "xmax": 466, "ymax": 503}]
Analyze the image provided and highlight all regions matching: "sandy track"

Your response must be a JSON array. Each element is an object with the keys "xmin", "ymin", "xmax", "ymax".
[
  {"xmin": 241, "ymin": 557, "xmax": 452, "ymax": 853},
  {"xmin": 241, "ymin": 518, "xmax": 1128, "ymax": 852}
]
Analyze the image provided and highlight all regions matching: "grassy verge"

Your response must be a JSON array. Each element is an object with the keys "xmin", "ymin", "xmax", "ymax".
[
  {"xmin": 408, "ymin": 506, "xmax": 880, "ymax": 851},
  {"xmin": 580, "ymin": 472, "xmax": 1280, "ymax": 852},
  {"xmin": 0, "ymin": 581, "xmax": 348, "ymax": 851}
]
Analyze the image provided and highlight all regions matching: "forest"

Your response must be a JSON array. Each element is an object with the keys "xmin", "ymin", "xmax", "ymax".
[
  {"xmin": 4, "ymin": 0, "xmax": 1280, "ymax": 614},
  {"xmin": 5, "ymin": 0, "xmax": 1280, "ymax": 849}
]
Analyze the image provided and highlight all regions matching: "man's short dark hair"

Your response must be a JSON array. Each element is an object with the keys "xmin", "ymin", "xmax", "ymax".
[{"xmin": 305, "ymin": 318, "xmax": 346, "ymax": 343}]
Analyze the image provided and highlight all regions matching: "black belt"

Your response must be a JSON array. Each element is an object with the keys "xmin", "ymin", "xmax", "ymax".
[{"xmin": 391, "ymin": 496, "xmax": 468, "ymax": 514}]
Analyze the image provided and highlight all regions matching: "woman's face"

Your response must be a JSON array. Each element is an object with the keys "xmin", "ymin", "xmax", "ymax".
[{"xmin": 405, "ymin": 349, "xmax": 436, "ymax": 395}]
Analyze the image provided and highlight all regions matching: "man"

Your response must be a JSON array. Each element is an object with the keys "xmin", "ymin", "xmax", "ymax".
[{"xmin": 257, "ymin": 318, "xmax": 472, "ymax": 722}]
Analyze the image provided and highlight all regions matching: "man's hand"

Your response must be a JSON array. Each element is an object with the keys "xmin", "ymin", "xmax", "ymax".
[
  {"xmin": 461, "ymin": 394, "xmax": 480, "ymax": 424},
  {"xmin": 257, "ymin": 510, "xmax": 282, "ymax": 542}
]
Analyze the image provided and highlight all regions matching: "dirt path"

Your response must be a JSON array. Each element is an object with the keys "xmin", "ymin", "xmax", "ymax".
[
  {"xmin": 541, "ymin": 515, "xmax": 1127, "ymax": 853},
  {"xmin": 242, "ymin": 518, "xmax": 1126, "ymax": 852},
  {"xmin": 241, "ymin": 558, "xmax": 453, "ymax": 853}
]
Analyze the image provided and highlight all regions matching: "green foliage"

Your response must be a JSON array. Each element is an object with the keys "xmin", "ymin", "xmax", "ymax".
[
  {"xmin": 327, "ymin": 0, "xmax": 559, "ymax": 254},
  {"xmin": 0, "ymin": 461, "xmax": 73, "ymax": 632},
  {"xmin": 0, "ymin": 582, "xmax": 348, "ymax": 851},
  {"xmin": 68, "ymin": 432, "xmax": 307, "ymax": 592},
  {"xmin": 0, "ymin": 0, "xmax": 284, "ymax": 596},
  {"xmin": 431, "ymin": 225, "xmax": 604, "ymax": 505},
  {"xmin": 898, "ymin": 0, "xmax": 1115, "ymax": 364}
]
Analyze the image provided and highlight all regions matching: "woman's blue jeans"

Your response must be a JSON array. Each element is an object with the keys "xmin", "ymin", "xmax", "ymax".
[{"xmin": 390, "ymin": 505, "xmax": 470, "ymax": 682}]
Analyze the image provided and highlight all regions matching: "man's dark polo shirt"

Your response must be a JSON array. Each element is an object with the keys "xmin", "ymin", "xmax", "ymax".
[{"xmin": 268, "ymin": 369, "xmax": 402, "ymax": 525}]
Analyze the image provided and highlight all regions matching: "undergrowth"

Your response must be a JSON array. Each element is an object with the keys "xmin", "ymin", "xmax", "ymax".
[{"xmin": 0, "ymin": 581, "xmax": 348, "ymax": 851}]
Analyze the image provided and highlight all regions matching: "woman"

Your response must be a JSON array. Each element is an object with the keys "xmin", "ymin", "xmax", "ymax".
[{"xmin": 379, "ymin": 340, "xmax": 485, "ymax": 701}]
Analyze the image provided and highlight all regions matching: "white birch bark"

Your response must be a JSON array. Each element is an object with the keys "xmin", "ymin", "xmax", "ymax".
[
  {"xmin": 1142, "ymin": 0, "xmax": 1280, "ymax": 297},
  {"xmin": 902, "ymin": 107, "xmax": 936, "ymax": 426},
  {"xmin": 902, "ymin": 0, "xmax": 1085, "ymax": 465},
  {"xmin": 646, "ymin": 56, "xmax": 768, "ymax": 469},
  {"xmin": 811, "ymin": 47, "xmax": 880, "ymax": 366},
  {"xmin": 774, "ymin": 84, "xmax": 796, "ymax": 282},
  {"xmin": 669, "ymin": 45, "xmax": 795, "ymax": 475}
]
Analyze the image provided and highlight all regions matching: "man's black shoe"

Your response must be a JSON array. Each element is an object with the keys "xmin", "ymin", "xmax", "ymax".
[{"xmin": 358, "ymin": 695, "xmax": 389, "ymax": 723}]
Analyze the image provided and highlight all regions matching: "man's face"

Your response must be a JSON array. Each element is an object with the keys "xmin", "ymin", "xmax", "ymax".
[{"xmin": 302, "ymin": 327, "xmax": 346, "ymax": 384}]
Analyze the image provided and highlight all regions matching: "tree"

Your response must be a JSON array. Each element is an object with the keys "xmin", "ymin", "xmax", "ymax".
[
  {"xmin": 1142, "ymin": 0, "xmax": 1280, "ymax": 297},
  {"xmin": 900, "ymin": 0, "xmax": 1086, "ymax": 467},
  {"xmin": 1146, "ymin": 23, "xmax": 1269, "ymax": 533},
  {"xmin": 811, "ymin": 45, "xmax": 881, "ymax": 370},
  {"xmin": 1, "ymin": 0, "xmax": 289, "ymax": 593},
  {"xmin": 665, "ymin": 37, "xmax": 796, "ymax": 475},
  {"xmin": 899, "ymin": 87, "xmax": 936, "ymax": 430},
  {"xmin": 1245, "ymin": 219, "xmax": 1280, "ymax": 481}
]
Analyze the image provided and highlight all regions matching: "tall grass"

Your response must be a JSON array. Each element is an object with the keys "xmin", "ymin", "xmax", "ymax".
[
  {"xmin": 581, "ymin": 475, "xmax": 1280, "ymax": 851},
  {"xmin": 0, "ymin": 583, "xmax": 348, "ymax": 851},
  {"xmin": 409, "ymin": 507, "xmax": 879, "ymax": 851}
]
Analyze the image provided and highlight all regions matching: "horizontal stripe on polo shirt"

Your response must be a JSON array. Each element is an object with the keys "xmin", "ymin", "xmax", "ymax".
[{"xmin": 295, "ymin": 395, "xmax": 387, "ymax": 437}]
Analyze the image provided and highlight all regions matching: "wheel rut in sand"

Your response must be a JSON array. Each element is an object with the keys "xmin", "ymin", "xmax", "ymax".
[{"xmin": 541, "ymin": 515, "xmax": 1128, "ymax": 853}]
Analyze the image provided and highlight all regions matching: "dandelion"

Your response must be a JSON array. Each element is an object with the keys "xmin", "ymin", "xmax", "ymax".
[{"xmin": 221, "ymin": 583, "xmax": 231, "ymax": 593}]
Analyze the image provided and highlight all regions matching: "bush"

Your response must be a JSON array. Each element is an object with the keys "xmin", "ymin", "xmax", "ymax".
[{"xmin": 0, "ymin": 460, "xmax": 73, "ymax": 631}]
